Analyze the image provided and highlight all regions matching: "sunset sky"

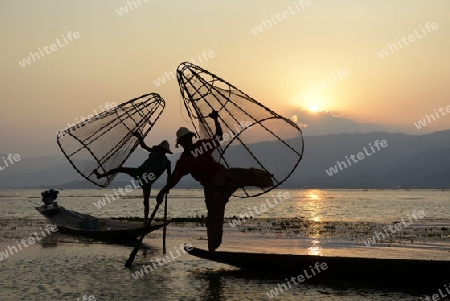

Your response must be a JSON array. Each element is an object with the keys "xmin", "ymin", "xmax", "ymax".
[{"xmin": 1, "ymin": 0, "xmax": 449, "ymax": 157}]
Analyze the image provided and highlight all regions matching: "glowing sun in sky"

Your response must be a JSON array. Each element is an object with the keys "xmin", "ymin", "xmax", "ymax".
[{"xmin": 308, "ymin": 104, "xmax": 319, "ymax": 113}]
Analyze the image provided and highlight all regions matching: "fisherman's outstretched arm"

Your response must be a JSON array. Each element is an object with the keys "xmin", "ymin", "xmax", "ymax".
[
  {"xmin": 157, "ymin": 165, "xmax": 182, "ymax": 203},
  {"xmin": 157, "ymin": 178, "xmax": 176, "ymax": 204},
  {"xmin": 133, "ymin": 131, "xmax": 153, "ymax": 152}
]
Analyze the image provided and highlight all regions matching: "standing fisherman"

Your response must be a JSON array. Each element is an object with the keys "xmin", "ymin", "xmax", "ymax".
[
  {"xmin": 94, "ymin": 132, "xmax": 172, "ymax": 222},
  {"xmin": 157, "ymin": 111, "xmax": 273, "ymax": 252}
]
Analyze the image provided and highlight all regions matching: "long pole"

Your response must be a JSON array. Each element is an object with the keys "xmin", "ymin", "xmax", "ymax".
[
  {"xmin": 163, "ymin": 193, "xmax": 168, "ymax": 254},
  {"xmin": 163, "ymin": 166, "xmax": 171, "ymax": 254},
  {"xmin": 125, "ymin": 201, "xmax": 161, "ymax": 268}
]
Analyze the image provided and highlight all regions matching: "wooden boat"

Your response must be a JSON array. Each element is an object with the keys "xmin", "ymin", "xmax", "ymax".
[
  {"xmin": 186, "ymin": 247, "xmax": 450, "ymax": 286},
  {"xmin": 34, "ymin": 190, "xmax": 167, "ymax": 243}
]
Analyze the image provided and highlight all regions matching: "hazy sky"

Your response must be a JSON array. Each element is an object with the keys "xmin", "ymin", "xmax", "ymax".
[{"xmin": 1, "ymin": 0, "xmax": 449, "ymax": 157}]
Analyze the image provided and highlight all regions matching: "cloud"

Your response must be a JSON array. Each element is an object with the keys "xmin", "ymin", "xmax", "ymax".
[{"xmin": 288, "ymin": 109, "xmax": 407, "ymax": 136}]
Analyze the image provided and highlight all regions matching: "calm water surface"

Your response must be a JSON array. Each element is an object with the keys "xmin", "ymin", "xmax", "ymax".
[{"xmin": 0, "ymin": 189, "xmax": 449, "ymax": 300}]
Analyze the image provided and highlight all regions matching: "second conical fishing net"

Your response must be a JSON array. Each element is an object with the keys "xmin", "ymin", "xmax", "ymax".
[
  {"xmin": 57, "ymin": 93, "xmax": 165, "ymax": 187},
  {"xmin": 176, "ymin": 62, "xmax": 304, "ymax": 197}
]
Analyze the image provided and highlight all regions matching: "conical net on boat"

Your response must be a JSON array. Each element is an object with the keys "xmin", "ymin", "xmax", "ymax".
[
  {"xmin": 176, "ymin": 62, "xmax": 304, "ymax": 197},
  {"xmin": 57, "ymin": 93, "xmax": 165, "ymax": 187}
]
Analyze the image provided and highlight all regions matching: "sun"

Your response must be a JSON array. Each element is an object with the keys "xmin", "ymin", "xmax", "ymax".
[{"xmin": 308, "ymin": 105, "xmax": 319, "ymax": 113}]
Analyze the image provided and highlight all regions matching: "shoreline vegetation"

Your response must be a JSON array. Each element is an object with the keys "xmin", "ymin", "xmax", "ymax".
[{"xmin": 2, "ymin": 216, "xmax": 449, "ymax": 246}]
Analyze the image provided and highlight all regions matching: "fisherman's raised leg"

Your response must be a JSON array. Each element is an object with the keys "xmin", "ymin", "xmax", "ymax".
[
  {"xmin": 93, "ymin": 167, "xmax": 136, "ymax": 179},
  {"xmin": 226, "ymin": 167, "xmax": 274, "ymax": 189}
]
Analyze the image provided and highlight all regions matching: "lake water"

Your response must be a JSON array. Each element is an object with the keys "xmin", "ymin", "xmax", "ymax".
[{"xmin": 1, "ymin": 189, "xmax": 449, "ymax": 300}]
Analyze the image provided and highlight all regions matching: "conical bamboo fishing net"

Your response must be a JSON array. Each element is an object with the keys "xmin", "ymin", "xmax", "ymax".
[
  {"xmin": 57, "ymin": 93, "xmax": 165, "ymax": 187},
  {"xmin": 176, "ymin": 62, "xmax": 304, "ymax": 197}
]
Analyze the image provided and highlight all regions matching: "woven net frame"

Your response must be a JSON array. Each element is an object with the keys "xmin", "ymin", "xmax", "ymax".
[
  {"xmin": 57, "ymin": 93, "xmax": 166, "ymax": 188},
  {"xmin": 176, "ymin": 62, "xmax": 304, "ymax": 198}
]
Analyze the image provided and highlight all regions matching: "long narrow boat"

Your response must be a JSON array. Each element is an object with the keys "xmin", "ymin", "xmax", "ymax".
[
  {"xmin": 34, "ymin": 190, "xmax": 167, "ymax": 243},
  {"xmin": 186, "ymin": 247, "xmax": 450, "ymax": 286}
]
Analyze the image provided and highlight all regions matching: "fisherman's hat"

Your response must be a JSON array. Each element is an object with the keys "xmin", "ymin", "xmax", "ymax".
[
  {"xmin": 153, "ymin": 140, "xmax": 172, "ymax": 154},
  {"xmin": 176, "ymin": 127, "xmax": 196, "ymax": 147}
]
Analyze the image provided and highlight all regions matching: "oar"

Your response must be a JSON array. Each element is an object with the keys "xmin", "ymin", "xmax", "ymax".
[
  {"xmin": 163, "ymin": 193, "xmax": 168, "ymax": 254},
  {"xmin": 125, "ymin": 200, "xmax": 162, "ymax": 268}
]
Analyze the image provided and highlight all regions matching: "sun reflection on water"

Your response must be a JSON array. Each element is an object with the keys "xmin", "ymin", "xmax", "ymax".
[
  {"xmin": 308, "ymin": 239, "xmax": 323, "ymax": 256},
  {"xmin": 299, "ymin": 189, "xmax": 325, "ymax": 222},
  {"xmin": 307, "ymin": 191, "xmax": 321, "ymax": 200}
]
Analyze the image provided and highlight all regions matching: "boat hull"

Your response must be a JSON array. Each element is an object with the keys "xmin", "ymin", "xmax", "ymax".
[
  {"xmin": 36, "ymin": 205, "xmax": 167, "ymax": 243},
  {"xmin": 186, "ymin": 247, "xmax": 450, "ymax": 286}
]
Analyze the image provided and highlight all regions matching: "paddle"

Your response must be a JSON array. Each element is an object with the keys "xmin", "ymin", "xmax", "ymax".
[{"xmin": 125, "ymin": 199, "xmax": 162, "ymax": 268}]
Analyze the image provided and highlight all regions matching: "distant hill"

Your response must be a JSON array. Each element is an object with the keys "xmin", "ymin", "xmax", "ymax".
[
  {"xmin": 283, "ymin": 130, "xmax": 450, "ymax": 188},
  {"xmin": 1, "ymin": 130, "xmax": 449, "ymax": 189}
]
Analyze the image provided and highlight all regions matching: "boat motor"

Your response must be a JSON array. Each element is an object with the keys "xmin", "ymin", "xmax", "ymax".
[{"xmin": 41, "ymin": 189, "xmax": 59, "ymax": 206}]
